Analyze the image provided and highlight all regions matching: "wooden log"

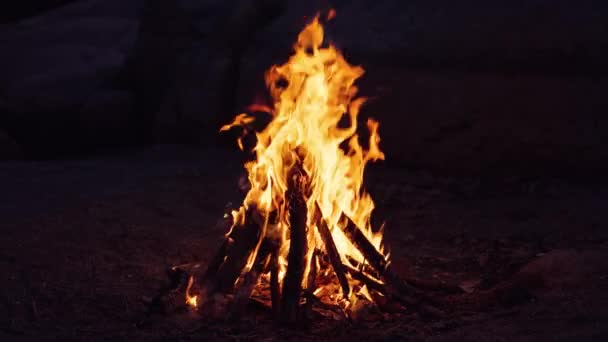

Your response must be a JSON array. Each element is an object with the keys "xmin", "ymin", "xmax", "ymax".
[
  {"xmin": 270, "ymin": 249, "xmax": 281, "ymax": 316},
  {"xmin": 314, "ymin": 203, "xmax": 350, "ymax": 298},
  {"xmin": 306, "ymin": 249, "xmax": 318, "ymax": 292},
  {"xmin": 199, "ymin": 238, "xmax": 230, "ymax": 284},
  {"xmin": 205, "ymin": 209, "xmax": 263, "ymax": 297},
  {"xmin": 302, "ymin": 290, "xmax": 348, "ymax": 320},
  {"xmin": 343, "ymin": 263, "xmax": 385, "ymax": 295},
  {"xmin": 343, "ymin": 263, "xmax": 446, "ymax": 319},
  {"xmin": 303, "ymin": 249, "xmax": 318, "ymax": 319},
  {"xmin": 340, "ymin": 215, "xmax": 422, "ymax": 297},
  {"xmin": 229, "ymin": 240, "xmax": 273, "ymax": 317},
  {"xmin": 340, "ymin": 214, "xmax": 388, "ymax": 275},
  {"xmin": 280, "ymin": 166, "xmax": 308, "ymax": 323}
]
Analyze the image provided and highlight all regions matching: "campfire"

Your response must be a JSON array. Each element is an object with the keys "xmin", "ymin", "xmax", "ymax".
[{"xmin": 153, "ymin": 11, "xmax": 446, "ymax": 324}]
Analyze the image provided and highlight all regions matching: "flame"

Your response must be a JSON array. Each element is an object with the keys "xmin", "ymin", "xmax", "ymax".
[
  {"xmin": 185, "ymin": 275, "xmax": 198, "ymax": 308},
  {"xmin": 221, "ymin": 12, "xmax": 386, "ymax": 305}
]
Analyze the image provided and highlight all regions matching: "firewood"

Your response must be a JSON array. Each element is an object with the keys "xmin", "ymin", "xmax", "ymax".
[
  {"xmin": 204, "ymin": 209, "xmax": 263, "ymax": 299},
  {"xmin": 306, "ymin": 249, "xmax": 318, "ymax": 291},
  {"xmin": 342, "ymin": 263, "xmax": 385, "ymax": 295},
  {"xmin": 280, "ymin": 165, "xmax": 308, "ymax": 323},
  {"xmin": 314, "ymin": 202, "xmax": 350, "ymax": 298},
  {"xmin": 270, "ymin": 249, "xmax": 281, "ymax": 316},
  {"xmin": 340, "ymin": 215, "xmax": 421, "ymax": 297},
  {"xmin": 200, "ymin": 238, "xmax": 230, "ymax": 284},
  {"xmin": 229, "ymin": 240, "xmax": 273, "ymax": 317},
  {"xmin": 302, "ymin": 290, "xmax": 348, "ymax": 320},
  {"xmin": 303, "ymin": 249, "xmax": 318, "ymax": 319},
  {"xmin": 343, "ymin": 262, "xmax": 446, "ymax": 319},
  {"xmin": 340, "ymin": 214, "xmax": 388, "ymax": 275}
]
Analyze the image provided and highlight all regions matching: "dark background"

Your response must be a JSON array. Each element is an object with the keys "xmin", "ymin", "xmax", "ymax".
[{"xmin": 1, "ymin": 0, "xmax": 607, "ymax": 177}]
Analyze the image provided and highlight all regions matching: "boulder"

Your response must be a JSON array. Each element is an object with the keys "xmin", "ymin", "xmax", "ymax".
[
  {"xmin": 125, "ymin": 0, "xmax": 287, "ymax": 143},
  {"xmin": 78, "ymin": 90, "xmax": 133, "ymax": 134},
  {"xmin": 492, "ymin": 248, "xmax": 608, "ymax": 303},
  {"xmin": 2, "ymin": 52, "xmax": 124, "ymax": 114},
  {"xmin": 0, "ymin": 0, "xmax": 143, "ymax": 156}
]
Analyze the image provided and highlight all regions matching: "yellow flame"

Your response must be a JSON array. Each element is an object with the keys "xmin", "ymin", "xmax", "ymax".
[
  {"xmin": 185, "ymin": 276, "xmax": 198, "ymax": 309},
  {"xmin": 222, "ymin": 12, "xmax": 387, "ymax": 303}
]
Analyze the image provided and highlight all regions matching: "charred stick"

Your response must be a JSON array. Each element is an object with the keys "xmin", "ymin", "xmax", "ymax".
[
  {"xmin": 314, "ymin": 203, "xmax": 350, "ymax": 298},
  {"xmin": 229, "ymin": 240, "xmax": 273, "ymax": 316},
  {"xmin": 280, "ymin": 165, "xmax": 308, "ymax": 323},
  {"xmin": 171, "ymin": 262, "xmax": 203, "ymax": 273},
  {"xmin": 270, "ymin": 249, "xmax": 281, "ymax": 316},
  {"xmin": 343, "ymin": 263, "xmax": 445, "ymax": 319},
  {"xmin": 306, "ymin": 249, "xmax": 318, "ymax": 292},
  {"xmin": 341, "ymin": 215, "xmax": 421, "ymax": 297},
  {"xmin": 342, "ymin": 263, "xmax": 385, "ymax": 295},
  {"xmin": 341, "ymin": 215, "xmax": 388, "ymax": 275},
  {"xmin": 304, "ymin": 249, "xmax": 318, "ymax": 319},
  {"xmin": 206, "ymin": 209, "xmax": 263, "ymax": 296},
  {"xmin": 200, "ymin": 238, "xmax": 230, "ymax": 284},
  {"xmin": 302, "ymin": 290, "xmax": 348, "ymax": 320}
]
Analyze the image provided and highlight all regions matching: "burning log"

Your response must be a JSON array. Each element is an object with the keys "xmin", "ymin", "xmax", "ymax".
[
  {"xmin": 340, "ymin": 214, "xmax": 423, "ymax": 297},
  {"xmin": 340, "ymin": 214, "xmax": 388, "ymax": 276},
  {"xmin": 199, "ymin": 239, "xmax": 230, "ymax": 284},
  {"xmin": 229, "ymin": 239, "xmax": 273, "ymax": 317},
  {"xmin": 343, "ymin": 263, "xmax": 446, "ymax": 319},
  {"xmin": 306, "ymin": 250, "xmax": 318, "ymax": 292},
  {"xmin": 279, "ymin": 164, "xmax": 309, "ymax": 323},
  {"xmin": 198, "ymin": 208, "xmax": 262, "ymax": 306},
  {"xmin": 303, "ymin": 249, "xmax": 319, "ymax": 319},
  {"xmin": 270, "ymin": 248, "xmax": 281, "ymax": 316},
  {"xmin": 314, "ymin": 203, "xmax": 350, "ymax": 298}
]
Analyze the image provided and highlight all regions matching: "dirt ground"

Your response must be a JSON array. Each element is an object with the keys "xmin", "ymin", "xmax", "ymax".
[{"xmin": 1, "ymin": 145, "xmax": 608, "ymax": 341}]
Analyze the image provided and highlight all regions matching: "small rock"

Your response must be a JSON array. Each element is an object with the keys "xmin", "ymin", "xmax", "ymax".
[{"xmin": 459, "ymin": 279, "xmax": 481, "ymax": 294}]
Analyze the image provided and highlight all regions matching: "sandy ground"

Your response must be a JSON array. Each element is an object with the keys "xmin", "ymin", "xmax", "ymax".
[{"xmin": 1, "ymin": 145, "xmax": 608, "ymax": 341}]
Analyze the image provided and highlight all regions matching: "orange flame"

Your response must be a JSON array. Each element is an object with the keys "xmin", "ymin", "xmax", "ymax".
[
  {"xmin": 185, "ymin": 275, "xmax": 198, "ymax": 308},
  {"xmin": 222, "ymin": 12, "xmax": 386, "ymax": 305}
]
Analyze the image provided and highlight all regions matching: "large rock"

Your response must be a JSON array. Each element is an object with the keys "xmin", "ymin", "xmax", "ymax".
[
  {"xmin": 2, "ymin": 51, "xmax": 124, "ymax": 114},
  {"xmin": 78, "ymin": 90, "xmax": 133, "ymax": 136},
  {"xmin": 0, "ymin": 0, "xmax": 144, "ymax": 156},
  {"xmin": 493, "ymin": 248, "xmax": 608, "ymax": 302},
  {"xmin": 125, "ymin": 0, "xmax": 287, "ymax": 143}
]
